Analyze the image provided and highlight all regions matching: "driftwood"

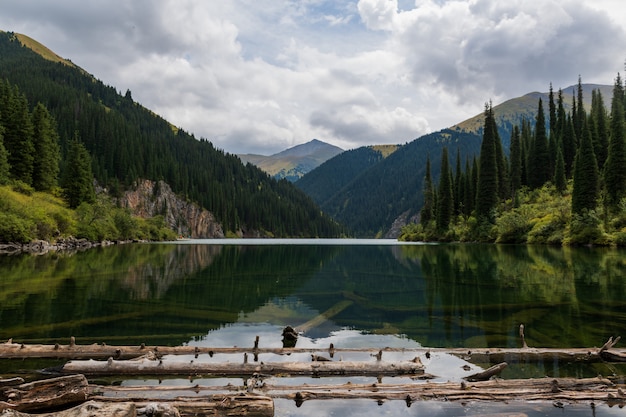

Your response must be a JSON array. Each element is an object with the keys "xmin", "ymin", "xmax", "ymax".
[
  {"xmin": 0, "ymin": 375, "xmax": 88, "ymax": 413},
  {"xmin": 90, "ymin": 377, "xmax": 624, "ymax": 404},
  {"xmin": 3, "ymin": 340, "xmax": 625, "ymax": 364},
  {"xmin": 0, "ymin": 401, "xmax": 135, "ymax": 417},
  {"xmin": 0, "ymin": 397, "xmax": 274, "ymax": 417},
  {"xmin": 59, "ymin": 357, "xmax": 424, "ymax": 377}
]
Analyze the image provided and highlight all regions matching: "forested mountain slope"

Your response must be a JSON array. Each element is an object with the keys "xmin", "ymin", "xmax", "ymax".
[
  {"xmin": 297, "ymin": 84, "xmax": 612, "ymax": 237},
  {"xmin": 0, "ymin": 31, "xmax": 343, "ymax": 238}
]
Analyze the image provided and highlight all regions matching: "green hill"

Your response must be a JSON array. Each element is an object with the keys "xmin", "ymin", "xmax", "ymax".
[{"xmin": 0, "ymin": 31, "xmax": 343, "ymax": 238}]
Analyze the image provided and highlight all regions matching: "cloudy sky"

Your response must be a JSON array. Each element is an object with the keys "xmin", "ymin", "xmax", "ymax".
[{"xmin": 1, "ymin": 0, "xmax": 625, "ymax": 155}]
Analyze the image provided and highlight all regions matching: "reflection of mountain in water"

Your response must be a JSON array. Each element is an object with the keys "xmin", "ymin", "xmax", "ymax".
[{"xmin": 0, "ymin": 244, "xmax": 339, "ymax": 346}]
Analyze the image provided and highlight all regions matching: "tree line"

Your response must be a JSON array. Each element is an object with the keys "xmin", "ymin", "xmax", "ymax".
[
  {"xmin": 0, "ymin": 31, "xmax": 344, "ymax": 239},
  {"xmin": 401, "ymin": 75, "xmax": 626, "ymax": 245}
]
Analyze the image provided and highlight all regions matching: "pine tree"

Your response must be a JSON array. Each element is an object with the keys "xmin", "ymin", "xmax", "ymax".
[
  {"xmin": 475, "ymin": 103, "xmax": 499, "ymax": 223},
  {"xmin": 509, "ymin": 125, "xmax": 522, "ymax": 199},
  {"xmin": 549, "ymin": 83, "xmax": 557, "ymax": 134},
  {"xmin": 31, "ymin": 103, "xmax": 61, "ymax": 191},
  {"xmin": 562, "ymin": 115, "xmax": 577, "ymax": 177},
  {"xmin": 528, "ymin": 98, "xmax": 550, "ymax": 188},
  {"xmin": 436, "ymin": 147, "xmax": 453, "ymax": 232},
  {"xmin": 2, "ymin": 86, "xmax": 34, "ymax": 184},
  {"xmin": 554, "ymin": 138, "xmax": 567, "ymax": 194},
  {"xmin": 572, "ymin": 120, "xmax": 599, "ymax": 215},
  {"xmin": 0, "ymin": 126, "xmax": 9, "ymax": 184},
  {"xmin": 62, "ymin": 133, "xmax": 95, "ymax": 209},
  {"xmin": 590, "ymin": 89, "xmax": 609, "ymax": 170},
  {"xmin": 420, "ymin": 155, "xmax": 434, "ymax": 226},
  {"xmin": 603, "ymin": 74, "xmax": 626, "ymax": 212},
  {"xmin": 454, "ymin": 149, "xmax": 462, "ymax": 215}
]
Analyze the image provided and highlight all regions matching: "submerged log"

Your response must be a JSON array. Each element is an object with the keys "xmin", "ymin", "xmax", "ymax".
[
  {"xmin": 464, "ymin": 362, "xmax": 508, "ymax": 382},
  {"xmin": 59, "ymin": 357, "xmax": 424, "ymax": 377},
  {"xmin": 0, "ymin": 374, "xmax": 88, "ymax": 413}
]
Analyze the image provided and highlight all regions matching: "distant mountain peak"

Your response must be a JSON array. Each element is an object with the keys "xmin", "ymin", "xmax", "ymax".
[{"xmin": 238, "ymin": 139, "xmax": 343, "ymax": 182}]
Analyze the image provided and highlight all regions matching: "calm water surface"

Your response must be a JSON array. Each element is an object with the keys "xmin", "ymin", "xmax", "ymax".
[{"xmin": 1, "ymin": 239, "xmax": 626, "ymax": 416}]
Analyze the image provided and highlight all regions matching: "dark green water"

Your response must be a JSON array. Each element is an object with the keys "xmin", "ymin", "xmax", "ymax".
[
  {"xmin": 2, "ymin": 240, "xmax": 626, "ymax": 416},
  {"xmin": 2, "ymin": 240, "xmax": 624, "ymax": 348}
]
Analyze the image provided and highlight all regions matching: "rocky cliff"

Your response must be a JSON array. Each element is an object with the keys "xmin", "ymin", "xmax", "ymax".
[{"xmin": 120, "ymin": 179, "xmax": 224, "ymax": 238}]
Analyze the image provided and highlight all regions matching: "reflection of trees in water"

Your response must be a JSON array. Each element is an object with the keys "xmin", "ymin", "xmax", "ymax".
[{"xmin": 396, "ymin": 244, "xmax": 626, "ymax": 348}]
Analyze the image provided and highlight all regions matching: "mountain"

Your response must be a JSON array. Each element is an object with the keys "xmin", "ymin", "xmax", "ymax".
[
  {"xmin": 295, "ymin": 144, "xmax": 398, "ymax": 207},
  {"xmin": 297, "ymin": 83, "xmax": 613, "ymax": 237},
  {"xmin": 238, "ymin": 139, "xmax": 343, "ymax": 182},
  {"xmin": 0, "ymin": 31, "xmax": 343, "ymax": 238}
]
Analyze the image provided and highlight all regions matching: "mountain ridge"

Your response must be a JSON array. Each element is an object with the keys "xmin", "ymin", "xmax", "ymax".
[{"xmin": 238, "ymin": 139, "xmax": 343, "ymax": 181}]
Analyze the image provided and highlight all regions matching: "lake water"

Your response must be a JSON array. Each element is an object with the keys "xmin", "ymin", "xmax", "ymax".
[{"xmin": 1, "ymin": 239, "xmax": 626, "ymax": 416}]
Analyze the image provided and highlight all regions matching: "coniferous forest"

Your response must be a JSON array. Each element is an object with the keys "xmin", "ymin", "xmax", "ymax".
[
  {"xmin": 0, "ymin": 31, "xmax": 344, "ymax": 243},
  {"xmin": 400, "ymin": 76, "xmax": 626, "ymax": 246}
]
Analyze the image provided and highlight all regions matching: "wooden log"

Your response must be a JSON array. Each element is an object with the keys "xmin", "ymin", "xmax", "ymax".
[
  {"xmin": 464, "ymin": 362, "xmax": 508, "ymax": 382},
  {"xmin": 89, "ymin": 377, "xmax": 623, "ymax": 404},
  {"xmin": 59, "ymin": 357, "xmax": 424, "ymax": 377},
  {"xmin": 160, "ymin": 395, "xmax": 273, "ymax": 417},
  {"xmin": 0, "ymin": 401, "xmax": 135, "ymax": 417},
  {"xmin": 0, "ymin": 374, "xmax": 88, "ymax": 413},
  {"xmin": 3, "ymin": 341, "xmax": 624, "ymax": 363}
]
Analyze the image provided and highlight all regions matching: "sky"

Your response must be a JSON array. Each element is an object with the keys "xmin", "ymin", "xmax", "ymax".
[{"xmin": 1, "ymin": 0, "xmax": 625, "ymax": 155}]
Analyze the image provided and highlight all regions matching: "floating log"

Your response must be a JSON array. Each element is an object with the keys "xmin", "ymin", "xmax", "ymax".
[
  {"xmin": 0, "ymin": 401, "xmax": 135, "ymax": 417},
  {"xmin": 3, "ymin": 340, "xmax": 625, "ymax": 364},
  {"xmin": 0, "ymin": 397, "xmax": 274, "ymax": 417},
  {"xmin": 90, "ymin": 377, "xmax": 624, "ymax": 405},
  {"xmin": 59, "ymin": 357, "xmax": 424, "ymax": 377},
  {"xmin": 0, "ymin": 374, "xmax": 88, "ymax": 413}
]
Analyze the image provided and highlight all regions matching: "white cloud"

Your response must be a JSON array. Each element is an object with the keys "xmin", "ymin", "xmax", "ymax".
[{"xmin": 0, "ymin": 0, "xmax": 624, "ymax": 154}]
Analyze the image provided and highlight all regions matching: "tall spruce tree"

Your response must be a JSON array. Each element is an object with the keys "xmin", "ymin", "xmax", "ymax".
[
  {"xmin": 420, "ymin": 155, "xmax": 434, "ymax": 226},
  {"xmin": 2, "ymin": 86, "xmax": 34, "ymax": 184},
  {"xmin": 549, "ymin": 83, "xmax": 557, "ymax": 134},
  {"xmin": 509, "ymin": 125, "xmax": 522, "ymax": 199},
  {"xmin": 62, "ymin": 134, "xmax": 95, "ymax": 209},
  {"xmin": 603, "ymin": 74, "xmax": 626, "ymax": 212},
  {"xmin": 572, "ymin": 120, "xmax": 599, "ymax": 215},
  {"xmin": 554, "ymin": 138, "xmax": 567, "ymax": 194},
  {"xmin": 0, "ymin": 126, "xmax": 9, "ymax": 184},
  {"xmin": 528, "ymin": 98, "xmax": 550, "ymax": 188},
  {"xmin": 436, "ymin": 147, "xmax": 453, "ymax": 231},
  {"xmin": 454, "ymin": 149, "xmax": 462, "ymax": 215},
  {"xmin": 590, "ymin": 89, "xmax": 609, "ymax": 170},
  {"xmin": 475, "ymin": 103, "xmax": 499, "ymax": 223},
  {"xmin": 31, "ymin": 103, "xmax": 61, "ymax": 191}
]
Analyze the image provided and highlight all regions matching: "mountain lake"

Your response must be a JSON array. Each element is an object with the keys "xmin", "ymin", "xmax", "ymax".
[{"xmin": 1, "ymin": 239, "xmax": 626, "ymax": 416}]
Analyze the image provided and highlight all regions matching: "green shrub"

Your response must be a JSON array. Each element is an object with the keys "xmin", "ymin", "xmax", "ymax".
[{"xmin": 0, "ymin": 212, "xmax": 34, "ymax": 243}]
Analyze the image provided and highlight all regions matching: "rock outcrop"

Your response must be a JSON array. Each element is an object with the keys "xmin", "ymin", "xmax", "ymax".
[{"xmin": 119, "ymin": 179, "xmax": 224, "ymax": 239}]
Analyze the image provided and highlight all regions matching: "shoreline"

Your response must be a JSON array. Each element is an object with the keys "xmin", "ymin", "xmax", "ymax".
[{"xmin": 0, "ymin": 237, "xmax": 140, "ymax": 255}]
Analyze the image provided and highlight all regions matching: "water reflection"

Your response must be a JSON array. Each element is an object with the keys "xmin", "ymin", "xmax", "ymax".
[{"xmin": 1, "ymin": 242, "xmax": 626, "ymax": 351}]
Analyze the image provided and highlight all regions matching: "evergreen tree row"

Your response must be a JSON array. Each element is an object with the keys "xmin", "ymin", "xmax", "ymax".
[
  {"xmin": 0, "ymin": 32, "xmax": 343, "ymax": 238},
  {"xmin": 404, "ymin": 75, "xmax": 626, "ymax": 245}
]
